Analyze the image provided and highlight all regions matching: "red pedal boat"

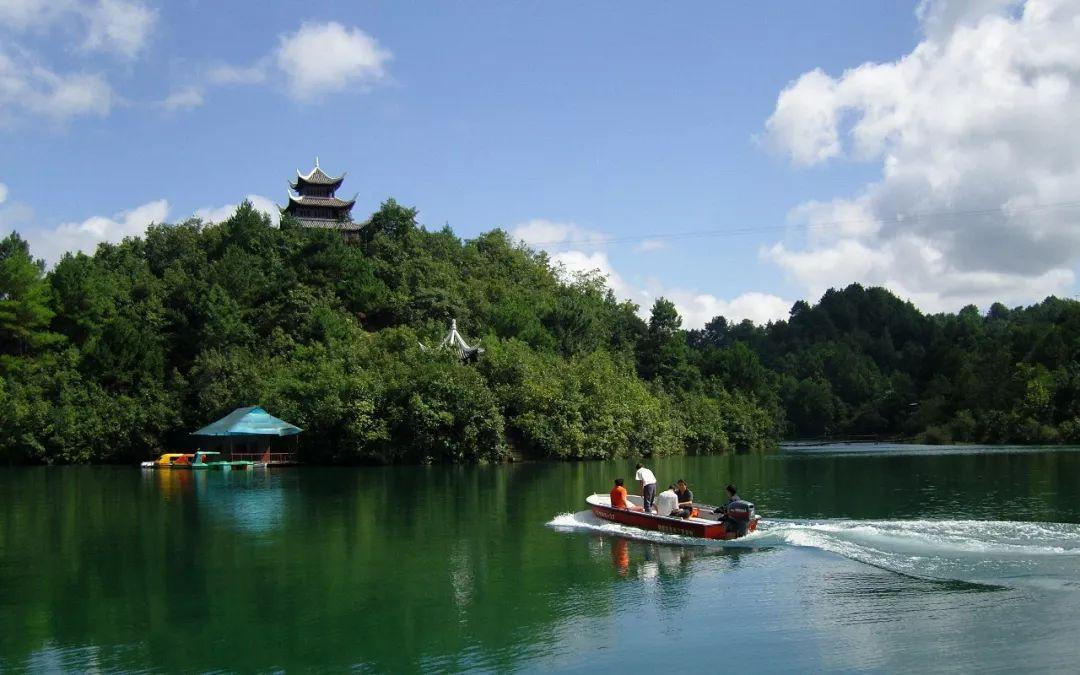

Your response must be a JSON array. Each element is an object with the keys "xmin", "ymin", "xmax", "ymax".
[{"xmin": 586, "ymin": 493, "xmax": 760, "ymax": 540}]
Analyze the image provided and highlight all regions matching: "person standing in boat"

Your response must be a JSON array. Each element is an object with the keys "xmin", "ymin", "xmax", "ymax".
[
  {"xmin": 673, "ymin": 479, "xmax": 694, "ymax": 518},
  {"xmin": 635, "ymin": 463, "xmax": 657, "ymax": 513}
]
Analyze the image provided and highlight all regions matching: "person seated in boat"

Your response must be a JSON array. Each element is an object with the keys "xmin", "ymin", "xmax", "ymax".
[
  {"xmin": 726, "ymin": 484, "xmax": 741, "ymax": 504},
  {"xmin": 609, "ymin": 478, "xmax": 642, "ymax": 510},
  {"xmin": 673, "ymin": 479, "xmax": 694, "ymax": 518},
  {"xmin": 655, "ymin": 484, "xmax": 679, "ymax": 517},
  {"xmin": 713, "ymin": 484, "xmax": 741, "ymax": 514}
]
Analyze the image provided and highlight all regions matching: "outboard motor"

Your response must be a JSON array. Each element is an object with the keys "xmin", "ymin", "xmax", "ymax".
[
  {"xmin": 724, "ymin": 500, "xmax": 755, "ymax": 537},
  {"xmin": 725, "ymin": 500, "xmax": 755, "ymax": 521}
]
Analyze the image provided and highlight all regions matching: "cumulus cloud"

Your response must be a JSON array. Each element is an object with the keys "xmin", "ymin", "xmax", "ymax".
[
  {"xmin": 0, "ymin": 182, "xmax": 7, "ymax": 205},
  {"xmin": 29, "ymin": 198, "xmax": 169, "ymax": 265},
  {"xmin": 0, "ymin": 47, "xmax": 113, "ymax": 123},
  {"xmin": 646, "ymin": 287, "xmax": 793, "ymax": 328},
  {"xmin": 275, "ymin": 21, "xmax": 391, "ymax": 101},
  {"xmin": 762, "ymin": 0, "xmax": 1080, "ymax": 312},
  {"xmin": 195, "ymin": 195, "xmax": 280, "ymax": 227},
  {"xmin": 183, "ymin": 22, "xmax": 389, "ymax": 109},
  {"xmin": 512, "ymin": 219, "xmax": 790, "ymax": 327}
]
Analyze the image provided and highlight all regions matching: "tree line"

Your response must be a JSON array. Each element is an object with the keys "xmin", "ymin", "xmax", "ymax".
[{"xmin": 1, "ymin": 200, "xmax": 1077, "ymax": 464}]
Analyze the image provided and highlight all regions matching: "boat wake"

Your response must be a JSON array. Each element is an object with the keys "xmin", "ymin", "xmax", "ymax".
[{"xmin": 547, "ymin": 511, "xmax": 1080, "ymax": 590}]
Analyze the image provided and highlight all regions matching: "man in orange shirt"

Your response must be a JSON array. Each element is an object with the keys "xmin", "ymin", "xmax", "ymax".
[{"xmin": 609, "ymin": 478, "xmax": 641, "ymax": 510}]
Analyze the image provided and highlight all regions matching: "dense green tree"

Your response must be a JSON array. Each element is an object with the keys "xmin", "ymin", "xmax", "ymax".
[
  {"xmin": 0, "ymin": 233, "xmax": 59, "ymax": 359},
  {"xmin": 4, "ymin": 197, "xmax": 1080, "ymax": 464},
  {"xmin": 637, "ymin": 297, "xmax": 697, "ymax": 389}
]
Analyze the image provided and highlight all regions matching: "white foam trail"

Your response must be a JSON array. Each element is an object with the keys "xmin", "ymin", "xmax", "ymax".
[{"xmin": 547, "ymin": 511, "xmax": 1080, "ymax": 589}]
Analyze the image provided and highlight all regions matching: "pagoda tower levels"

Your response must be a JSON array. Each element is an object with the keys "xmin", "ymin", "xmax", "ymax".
[{"xmin": 281, "ymin": 158, "xmax": 362, "ymax": 237}]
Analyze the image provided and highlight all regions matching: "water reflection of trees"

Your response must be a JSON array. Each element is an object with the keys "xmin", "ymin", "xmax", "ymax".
[
  {"xmin": 2, "ymin": 449, "xmax": 1077, "ymax": 672},
  {"xmin": 0, "ymin": 465, "xmax": 657, "ymax": 671}
]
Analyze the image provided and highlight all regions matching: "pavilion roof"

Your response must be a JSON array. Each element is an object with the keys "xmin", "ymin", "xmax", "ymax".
[
  {"xmin": 286, "ymin": 194, "xmax": 356, "ymax": 209},
  {"xmin": 192, "ymin": 406, "xmax": 302, "ymax": 437},
  {"xmin": 292, "ymin": 161, "xmax": 345, "ymax": 189}
]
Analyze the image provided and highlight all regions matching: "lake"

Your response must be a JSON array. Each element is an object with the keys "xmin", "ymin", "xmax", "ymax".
[{"xmin": 2, "ymin": 445, "xmax": 1079, "ymax": 672}]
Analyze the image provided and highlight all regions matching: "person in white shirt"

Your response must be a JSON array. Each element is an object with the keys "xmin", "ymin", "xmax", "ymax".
[
  {"xmin": 655, "ymin": 484, "xmax": 678, "ymax": 518},
  {"xmin": 635, "ymin": 463, "xmax": 657, "ymax": 513}
]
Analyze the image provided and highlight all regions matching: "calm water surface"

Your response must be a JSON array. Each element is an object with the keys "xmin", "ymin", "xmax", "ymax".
[{"xmin": 2, "ymin": 445, "xmax": 1079, "ymax": 672}]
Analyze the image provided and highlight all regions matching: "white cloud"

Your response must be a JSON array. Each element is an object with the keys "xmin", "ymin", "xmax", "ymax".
[
  {"xmin": 0, "ymin": 47, "xmax": 113, "ymax": 123},
  {"xmin": 0, "ymin": 1, "xmax": 149, "ymax": 123},
  {"xmin": 761, "ymin": 0, "xmax": 1080, "ymax": 313},
  {"xmin": 183, "ymin": 22, "xmax": 389, "ymax": 108},
  {"xmin": 647, "ymin": 287, "xmax": 792, "ymax": 328},
  {"xmin": 275, "ymin": 21, "xmax": 391, "ymax": 101},
  {"xmin": 160, "ymin": 85, "xmax": 204, "ymax": 111},
  {"xmin": 510, "ymin": 218, "xmax": 608, "ymax": 250},
  {"xmin": 764, "ymin": 69, "xmax": 842, "ymax": 166},
  {"xmin": 29, "ymin": 198, "xmax": 168, "ymax": 265},
  {"xmin": 0, "ymin": 182, "xmax": 7, "ymax": 205},
  {"xmin": 195, "ymin": 195, "xmax": 280, "ymax": 227},
  {"xmin": 513, "ymin": 218, "xmax": 790, "ymax": 327},
  {"xmin": 0, "ymin": 0, "xmax": 156, "ymax": 58},
  {"xmin": 915, "ymin": 0, "xmax": 1019, "ymax": 40},
  {"xmin": 82, "ymin": 0, "xmax": 156, "ymax": 59}
]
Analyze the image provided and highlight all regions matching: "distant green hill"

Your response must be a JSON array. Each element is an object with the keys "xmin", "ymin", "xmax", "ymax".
[{"xmin": 1, "ymin": 200, "xmax": 1077, "ymax": 464}]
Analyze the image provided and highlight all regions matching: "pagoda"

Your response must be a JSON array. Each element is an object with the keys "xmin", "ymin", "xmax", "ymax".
[
  {"xmin": 281, "ymin": 158, "xmax": 362, "ymax": 237},
  {"xmin": 418, "ymin": 319, "xmax": 484, "ymax": 361}
]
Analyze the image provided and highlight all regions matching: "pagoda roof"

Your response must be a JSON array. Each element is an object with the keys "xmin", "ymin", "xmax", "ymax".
[
  {"xmin": 286, "ymin": 194, "xmax": 356, "ymax": 209},
  {"xmin": 291, "ymin": 159, "xmax": 345, "ymax": 189}
]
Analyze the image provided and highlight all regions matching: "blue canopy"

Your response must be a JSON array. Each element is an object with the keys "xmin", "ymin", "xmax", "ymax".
[{"xmin": 192, "ymin": 406, "xmax": 302, "ymax": 437}]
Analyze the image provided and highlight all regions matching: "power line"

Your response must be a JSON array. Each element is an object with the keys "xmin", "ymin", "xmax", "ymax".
[{"xmin": 526, "ymin": 199, "xmax": 1080, "ymax": 249}]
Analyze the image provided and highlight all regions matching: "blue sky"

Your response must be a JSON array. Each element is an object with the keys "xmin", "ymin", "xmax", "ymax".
[{"xmin": 3, "ymin": 0, "xmax": 1078, "ymax": 327}]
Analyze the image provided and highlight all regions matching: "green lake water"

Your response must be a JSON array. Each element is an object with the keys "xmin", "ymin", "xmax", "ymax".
[{"xmin": 2, "ymin": 445, "xmax": 1080, "ymax": 672}]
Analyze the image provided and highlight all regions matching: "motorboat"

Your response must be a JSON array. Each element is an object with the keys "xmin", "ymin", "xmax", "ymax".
[{"xmin": 586, "ymin": 493, "xmax": 759, "ymax": 540}]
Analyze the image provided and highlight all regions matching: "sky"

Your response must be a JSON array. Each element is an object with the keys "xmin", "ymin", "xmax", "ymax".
[{"xmin": 2, "ymin": 0, "xmax": 1079, "ymax": 328}]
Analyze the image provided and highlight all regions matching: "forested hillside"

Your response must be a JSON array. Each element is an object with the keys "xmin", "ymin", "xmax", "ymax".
[
  {"xmin": 1, "ymin": 200, "xmax": 1078, "ymax": 464},
  {"xmin": 697, "ymin": 285, "xmax": 1080, "ymax": 445}
]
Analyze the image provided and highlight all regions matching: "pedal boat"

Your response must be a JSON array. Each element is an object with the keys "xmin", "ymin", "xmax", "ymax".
[
  {"xmin": 140, "ymin": 451, "xmax": 254, "ymax": 470},
  {"xmin": 141, "ymin": 453, "xmax": 195, "ymax": 468},
  {"xmin": 586, "ymin": 493, "xmax": 759, "ymax": 540}
]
